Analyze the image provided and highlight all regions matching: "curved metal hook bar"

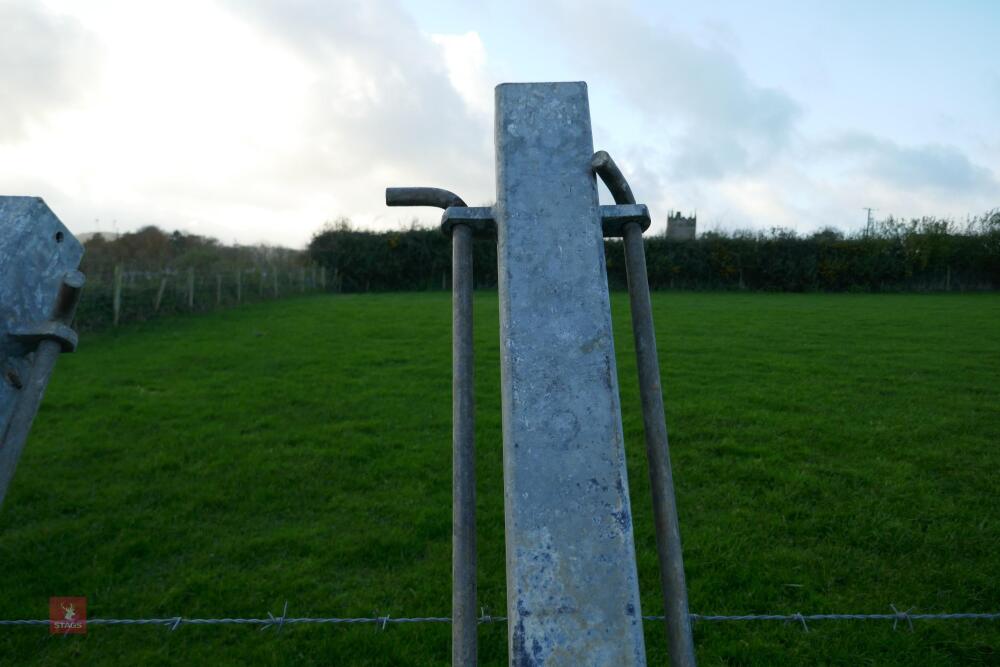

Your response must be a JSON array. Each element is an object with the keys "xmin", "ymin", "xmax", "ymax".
[
  {"xmin": 591, "ymin": 151, "xmax": 637, "ymax": 206},
  {"xmin": 385, "ymin": 187, "xmax": 467, "ymax": 209}
]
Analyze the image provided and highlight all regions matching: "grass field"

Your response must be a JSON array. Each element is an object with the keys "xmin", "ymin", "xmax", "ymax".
[{"xmin": 0, "ymin": 292, "xmax": 998, "ymax": 665}]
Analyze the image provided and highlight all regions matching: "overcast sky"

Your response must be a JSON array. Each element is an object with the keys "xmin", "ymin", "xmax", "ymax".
[{"xmin": 2, "ymin": 0, "xmax": 997, "ymax": 247}]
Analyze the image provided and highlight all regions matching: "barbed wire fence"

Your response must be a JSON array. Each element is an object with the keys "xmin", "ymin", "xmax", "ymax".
[{"xmin": 3, "ymin": 605, "xmax": 998, "ymax": 634}]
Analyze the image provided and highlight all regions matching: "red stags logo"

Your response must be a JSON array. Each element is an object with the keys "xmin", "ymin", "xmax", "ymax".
[{"xmin": 49, "ymin": 597, "xmax": 86, "ymax": 634}]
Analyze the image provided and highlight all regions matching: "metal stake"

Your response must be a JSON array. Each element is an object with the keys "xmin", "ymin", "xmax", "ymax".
[{"xmin": 594, "ymin": 151, "xmax": 697, "ymax": 667}]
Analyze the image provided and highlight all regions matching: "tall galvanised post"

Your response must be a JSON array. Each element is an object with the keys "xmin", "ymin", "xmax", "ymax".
[
  {"xmin": 494, "ymin": 82, "xmax": 646, "ymax": 665},
  {"xmin": 387, "ymin": 81, "xmax": 695, "ymax": 666},
  {"xmin": 0, "ymin": 197, "xmax": 85, "ymax": 508}
]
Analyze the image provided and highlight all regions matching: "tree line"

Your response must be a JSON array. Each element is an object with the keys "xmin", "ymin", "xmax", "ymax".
[
  {"xmin": 308, "ymin": 211, "xmax": 1000, "ymax": 292},
  {"xmin": 80, "ymin": 225, "xmax": 306, "ymax": 283}
]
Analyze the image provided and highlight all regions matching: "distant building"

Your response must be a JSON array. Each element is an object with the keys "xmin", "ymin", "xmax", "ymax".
[{"xmin": 666, "ymin": 211, "xmax": 696, "ymax": 240}]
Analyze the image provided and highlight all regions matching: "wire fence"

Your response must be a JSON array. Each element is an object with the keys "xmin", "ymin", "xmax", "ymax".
[
  {"xmin": 3, "ymin": 605, "xmax": 998, "ymax": 633},
  {"xmin": 74, "ymin": 264, "xmax": 331, "ymax": 332}
]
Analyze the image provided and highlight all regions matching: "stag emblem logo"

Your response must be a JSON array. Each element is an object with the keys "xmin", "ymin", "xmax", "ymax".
[{"xmin": 49, "ymin": 597, "xmax": 87, "ymax": 634}]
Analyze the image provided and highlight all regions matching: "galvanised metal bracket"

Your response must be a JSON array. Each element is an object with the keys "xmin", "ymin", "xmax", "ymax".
[
  {"xmin": 441, "ymin": 204, "xmax": 650, "ymax": 239},
  {"xmin": 440, "ymin": 207, "xmax": 495, "ymax": 239},
  {"xmin": 387, "ymin": 185, "xmax": 650, "ymax": 239},
  {"xmin": 0, "ymin": 196, "xmax": 85, "ymax": 509}
]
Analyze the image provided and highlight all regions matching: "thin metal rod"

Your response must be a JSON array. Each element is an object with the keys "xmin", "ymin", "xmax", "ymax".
[
  {"xmin": 386, "ymin": 187, "xmax": 467, "ymax": 209},
  {"xmin": 591, "ymin": 151, "xmax": 636, "ymax": 206},
  {"xmin": 451, "ymin": 223, "xmax": 476, "ymax": 666},
  {"xmin": 622, "ymin": 221, "xmax": 697, "ymax": 667}
]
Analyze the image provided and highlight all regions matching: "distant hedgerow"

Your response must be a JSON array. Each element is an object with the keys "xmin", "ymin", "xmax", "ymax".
[{"xmin": 308, "ymin": 211, "xmax": 1000, "ymax": 292}]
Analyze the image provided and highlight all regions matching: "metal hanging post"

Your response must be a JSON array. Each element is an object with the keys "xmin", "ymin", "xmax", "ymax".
[
  {"xmin": 0, "ymin": 197, "xmax": 85, "ymax": 509},
  {"xmin": 386, "ymin": 187, "xmax": 480, "ymax": 666},
  {"xmin": 593, "ymin": 151, "xmax": 697, "ymax": 667},
  {"xmin": 386, "ymin": 84, "xmax": 696, "ymax": 665}
]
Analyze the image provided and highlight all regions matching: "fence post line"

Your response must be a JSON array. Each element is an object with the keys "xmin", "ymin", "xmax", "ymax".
[
  {"xmin": 215, "ymin": 274, "xmax": 222, "ymax": 307},
  {"xmin": 112, "ymin": 264, "xmax": 123, "ymax": 327},
  {"xmin": 259, "ymin": 269, "xmax": 265, "ymax": 296},
  {"xmin": 320, "ymin": 267, "xmax": 327, "ymax": 291},
  {"xmin": 154, "ymin": 275, "xmax": 168, "ymax": 313},
  {"xmin": 300, "ymin": 267, "xmax": 306, "ymax": 293},
  {"xmin": 273, "ymin": 269, "xmax": 279, "ymax": 297},
  {"xmin": 187, "ymin": 268, "xmax": 195, "ymax": 310},
  {"xmin": 236, "ymin": 269, "xmax": 242, "ymax": 304}
]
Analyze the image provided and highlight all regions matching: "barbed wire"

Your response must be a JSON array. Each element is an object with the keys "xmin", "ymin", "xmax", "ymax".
[{"xmin": 2, "ymin": 605, "xmax": 998, "ymax": 633}]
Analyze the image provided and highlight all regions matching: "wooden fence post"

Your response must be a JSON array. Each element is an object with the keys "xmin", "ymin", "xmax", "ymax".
[
  {"xmin": 273, "ymin": 270, "xmax": 279, "ymax": 297},
  {"xmin": 216, "ymin": 274, "xmax": 222, "ymax": 306},
  {"xmin": 300, "ymin": 267, "xmax": 306, "ymax": 293},
  {"xmin": 259, "ymin": 269, "xmax": 265, "ymax": 296},
  {"xmin": 113, "ymin": 264, "xmax": 123, "ymax": 326},
  {"xmin": 187, "ymin": 268, "xmax": 195, "ymax": 309},
  {"xmin": 236, "ymin": 269, "xmax": 242, "ymax": 304},
  {"xmin": 320, "ymin": 267, "xmax": 327, "ymax": 291},
  {"xmin": 154, "ymin": 275, "xmax": 168, "ymax": 313}
]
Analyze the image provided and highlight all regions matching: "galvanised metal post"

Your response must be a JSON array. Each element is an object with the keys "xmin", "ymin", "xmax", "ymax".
[
  {"xmin": 494, "ymin": 82, "xmax": 646, "ymax": 665},
  {"xmin": 385, "ymin": 84, "xmax": 692, "ymax": 665},
  {"xmin": 593, "ymin": 151, "xmax": 697, "ymax": 667},
  {"xmin": 386, "ymin": 187, "xmax": 478, "ymax": 665},
  {"xmin": 0, "ymin": 197, "xmax": 85, "ymax": 509}
]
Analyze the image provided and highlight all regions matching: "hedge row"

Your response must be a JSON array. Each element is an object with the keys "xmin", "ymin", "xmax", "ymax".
[{"xmin": 308, "ymin": 214, "xmax": 1000, "ymax": 292}]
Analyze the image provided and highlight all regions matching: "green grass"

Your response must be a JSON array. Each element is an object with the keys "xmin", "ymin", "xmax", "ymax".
[{"xmin": 1, "ymin": 292, "xmax": 998, "ymax": 665}]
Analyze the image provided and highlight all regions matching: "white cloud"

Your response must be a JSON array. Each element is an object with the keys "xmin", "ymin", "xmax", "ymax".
[
  {"xmin": 532, "ymin": 0, "xmax": 800, "ymax": 180},
  {"xmin": 0, "ymin": 0, "xmax": 994, "ymax": 245},
  {"xmin": 430, "ymin": 32, "xmax": 492, "ymax": 117},
  {"xmin": 0, "ymin": 0, "xmax": 98, "ymax": 142},
  {"xmin": 223, "ymin": 0, "xmax": 495, "ymax": 221},
  {"xmin": 825, "ymin": 132, "xmax": 997, "ymax": 193},
  {"xmin": 521, "ymin": 0, "xmax": 997, "ymax": 234},
  {"xmin": 0, "ymin": 0, "xmax": 494, "ymax": 246}
]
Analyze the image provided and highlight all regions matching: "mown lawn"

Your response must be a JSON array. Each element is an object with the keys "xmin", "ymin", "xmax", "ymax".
[{"xmin": 0, "ymin": 292, "xmax": 997, "ymax": 665}]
